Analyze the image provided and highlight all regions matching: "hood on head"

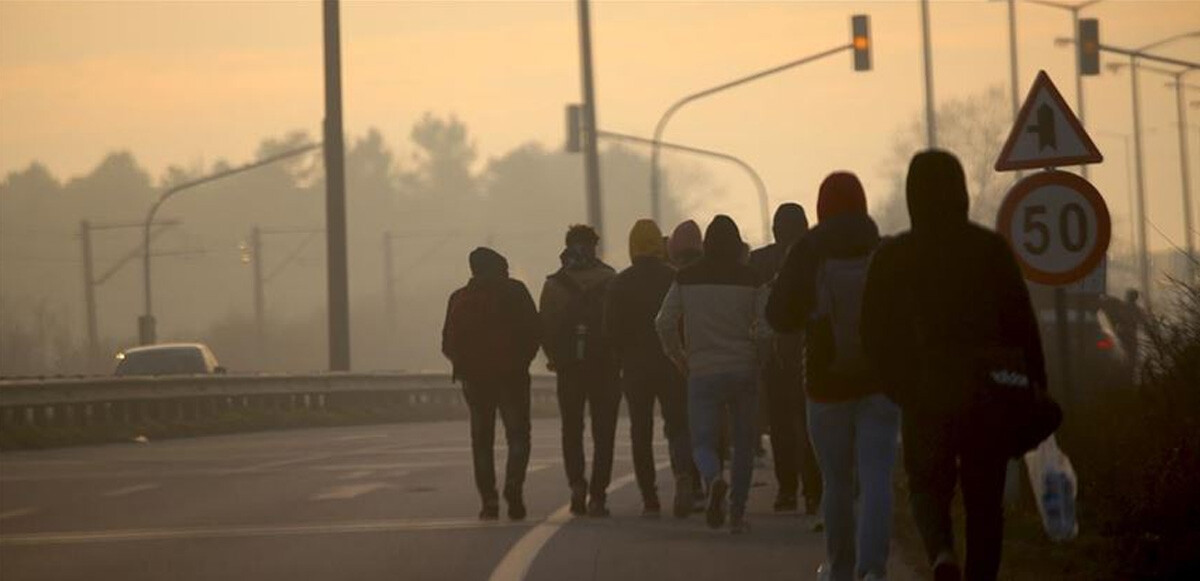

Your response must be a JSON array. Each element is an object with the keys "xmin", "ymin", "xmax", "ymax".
[
  {"xmin": 668, "ymin": 220, "xmax": 703, "ymax": 264},
  {"xmin": 906, "ymin": 149, "xmax": 969, "ymax": 233},
  {"xmin": 469, "ymin": 247, "xmax": 508, "ymax": 278},
  {"xmin": 817, "ymin": 172, "xmax": 868, "ymax": 222},
  {"xmin": 772, "ymin": 203, "xmax": 809, "ymax": 246},
  {"xmin": 703, "ymin": 215, "xmax": 744, "ymax": 262},
  {"xmin": 628, "ymin": 219, "xmax": 666, "ymax": 261}
]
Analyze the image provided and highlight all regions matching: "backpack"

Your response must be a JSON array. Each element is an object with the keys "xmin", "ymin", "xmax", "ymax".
[
  {"xmin": 446, "ymin": 282, "xmax": 521, "ymax": 381},
  {"xmin": 811, "ymin": 255, "xmax": 872, "ymax": 380},
  {"xmin": 549, "ymin": 273, "xmax": 611, "ymax": 370}
]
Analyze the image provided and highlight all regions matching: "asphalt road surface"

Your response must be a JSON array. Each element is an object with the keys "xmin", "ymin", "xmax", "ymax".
[{"xmin": 0, "ymin": 419, "xmax": 918, "ymax": 581}]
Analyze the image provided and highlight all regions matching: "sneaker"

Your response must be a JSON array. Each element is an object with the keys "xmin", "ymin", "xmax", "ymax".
[
  {"xmin": 933, "ymin": 551, "xmax": 962, "ymax": 581},
  {"xmin": 673, "ymin": 476, "xmax": 693, "ymax": 518},
  {"xmin": 705, "ymin": 479, "xmax": 728, "ymax": 529},
  {"xmin": 569, "ymin": 485, "xmax": 587, "ymax": 516},
  {"xmin": 773, "ymin": 490, "xmax": 798, "ymax": 512},
  {"xmin": 505, "ymin": 491, "xmax": 526, "ymax": 521},
  {"xmin": 479, "ymin": 500, "xmax": 500, "ymax": 521},
  {"xmin": 730, "ymin": 510, "xmax": 750, "ymax": 534},
  {"xmin": 587, "ymin": 497, "xmax": 610, "ymax": 518},
  {"xmin": 642, "ymin": 493, "xmax": 661, "ymax": 517}
]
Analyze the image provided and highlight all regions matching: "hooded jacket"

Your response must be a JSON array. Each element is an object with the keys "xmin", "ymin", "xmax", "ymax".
[
  {"xmin": 749, "ymin": 203, "xmax": 809, "ymax": 286},
  {"xmin": 656, "ymin": 216, "xmax": 770, "ymax": 377},
  {"xmin": 766, "ymin": 172, "xmax": 881, "ymax": 401},
  {"xmin": 538, "ymin": 243, "xmax": 616, "ymax": 368},
  {"xmin": 667, "ymin": 220, "xmax": 704, "ymax": 268},
  {"xmin": 442, "ymin": 247, "xmax": 540, "ymax": 384},
  {"xmin": 860, "ymin": 150, "xmax": 1047, "ymax": 414},
  {"xmin": 603, "ymin": 220, "xmax": 677, "ymax": 376}
]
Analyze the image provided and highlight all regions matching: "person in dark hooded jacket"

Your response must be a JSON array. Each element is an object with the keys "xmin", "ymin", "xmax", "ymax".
[
  {"xmin": 442, "ymin": 247, "xmax": 540, "ymax": 521},
  {"xmin": 860, "ymin": 150, "xmax": 1047, "ymax": 581},
  {"xmin": 766, "ymin": 173, "xmax": 899, "ymax": 581},
  {"xmin": 748, "ymin": 203, "xmax": 822, "ymax": 515},
  {"xmin": 603, "ymin": 219, "xmax": 694, "ymax": 517}
]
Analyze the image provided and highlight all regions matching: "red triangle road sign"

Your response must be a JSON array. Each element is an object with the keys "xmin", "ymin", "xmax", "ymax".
[{"xmin": 995, "ymin": 70, "xmax": 1103, "ymax": 172}]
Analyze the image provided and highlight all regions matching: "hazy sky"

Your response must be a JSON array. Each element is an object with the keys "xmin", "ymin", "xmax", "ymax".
[{"xmin": 2, "ymin": 0, "xmax": 1198, "ymax": 252}]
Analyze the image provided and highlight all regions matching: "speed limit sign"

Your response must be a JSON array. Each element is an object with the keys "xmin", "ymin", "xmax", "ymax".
[{"xmin": 996, "ymin": 170, "xmax": 1111, "ymax": 286}]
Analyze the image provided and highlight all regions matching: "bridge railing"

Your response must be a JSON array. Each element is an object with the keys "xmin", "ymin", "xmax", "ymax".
[{"xmin": 0, "ymin": 373, "xmax": 559, "ymax": 430}]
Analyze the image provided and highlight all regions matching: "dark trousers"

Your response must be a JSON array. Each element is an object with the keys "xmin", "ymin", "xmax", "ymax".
[
  {"xmin": 463, "ymin": 376, "xmax": 531, "ymax": 503},
  {"xmin": 763, "ymin": 359, "xmax": 822, "ymax": 505},
  {"xmin": 557, "ymin": 366, "xmax": 621, "ymax": 499},
  {"xmin": 903, "ymin": 411, "xmax": 1009, "ymax": 581},
  {"xmin": 623, "ymin": 363, "xmax": 692, "ymax": 498}
]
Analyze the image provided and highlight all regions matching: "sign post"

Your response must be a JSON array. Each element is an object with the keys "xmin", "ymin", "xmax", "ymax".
[{"xmin": 995, "ymin": 71, "xmax": 1107, "ymax": 409}]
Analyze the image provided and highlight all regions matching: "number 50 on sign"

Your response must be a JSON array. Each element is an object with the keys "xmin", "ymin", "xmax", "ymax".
[{"xmin": 996, "ymin": 171, "xmax": 1111, "ymax": 286}]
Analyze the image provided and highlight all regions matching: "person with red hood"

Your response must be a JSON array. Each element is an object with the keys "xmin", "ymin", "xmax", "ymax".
[
  {"xmin": 767, "ymin": 173, "xmax": 898, "ymax": 581},
  {"xmin": 860, "ymin": 150, "xmax": 1047, "ymax": 581},
  {"xmin": 656, "ymin": 215, "xmax": 770, "ymax": 534}
]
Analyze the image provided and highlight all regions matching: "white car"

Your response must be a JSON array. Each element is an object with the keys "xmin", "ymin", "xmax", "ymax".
[{"xmin": 114, "ymin": 343, "xmax": 226, "ymax": 376}]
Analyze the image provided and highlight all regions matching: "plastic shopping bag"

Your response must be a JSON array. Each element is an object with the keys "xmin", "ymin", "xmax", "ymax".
[{"xmin": 1023, "ymin": 435, "xmax": 1078, "ymax": 541}]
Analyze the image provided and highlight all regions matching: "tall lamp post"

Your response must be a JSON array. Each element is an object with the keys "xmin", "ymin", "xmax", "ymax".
[
  {"xmin": 139, "ymin": 143, "xmax": 321, "ymax": 345},
  {"xmin": 648, "ymin": 14, "xmax": 872, "ymax": 223}
]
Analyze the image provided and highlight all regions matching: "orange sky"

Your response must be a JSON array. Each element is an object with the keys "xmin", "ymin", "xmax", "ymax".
[{"xmin": 2, "ymin": 0, "xmax": 1198, "ymax": 251}]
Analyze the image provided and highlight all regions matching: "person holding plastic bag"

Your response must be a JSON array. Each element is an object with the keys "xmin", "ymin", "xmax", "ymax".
[{"xmin": 861, "ymin": 150, "xmax": 1058, "ymax": 581}]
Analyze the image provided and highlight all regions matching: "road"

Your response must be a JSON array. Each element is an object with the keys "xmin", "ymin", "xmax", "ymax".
[{"xmin": 0, "ymin": 419, "xmax": 917, "ymax": 580}]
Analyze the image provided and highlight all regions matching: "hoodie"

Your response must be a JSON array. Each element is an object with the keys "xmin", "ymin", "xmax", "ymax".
[
  {"xmin": 667, "ymin": 220, "xmax": 704, "ymax": 268},
  {"xmin": 749, "ymin": 203, "xmax": 809, "ymax": 285},
  {"xmin": 655, "ymin": 216, "xmax": 770, "ymax": 377},
  {"xmin": 766, "ymin": 172, "xmax": 880, "ymax": 401},
  {"xmin": 603, "ymin": 220, "xmax": 678, "ymax": 375},
  {"xmin": 538, "ymin": 242, "xmax": 616, "ymax": 369},
  {"xmin": 860, "ymin": 150, "xmax": 1047, "ymax": 413}
]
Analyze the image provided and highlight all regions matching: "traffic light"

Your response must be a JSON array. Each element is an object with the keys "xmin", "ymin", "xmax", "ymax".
[
  {"xmin": 565, "ymin": 104, "xmax": 582, "ymax": 153},
  {"xmin": 852, "ymin": 15, "xmax": 871, "ymax": 72},
  {"xmin": 1079, "ymin": 18, "xmax": 1100, "ymax": 76}
]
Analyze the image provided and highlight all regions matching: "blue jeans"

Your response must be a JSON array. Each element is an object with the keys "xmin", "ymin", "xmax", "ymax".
[
  {"xmin": 688, "ymin": 368, "xmax": 759, "ymax": 514},
  {"xmin": 808, "ymin": 393, "xmax": 900, "ymax": 581}
]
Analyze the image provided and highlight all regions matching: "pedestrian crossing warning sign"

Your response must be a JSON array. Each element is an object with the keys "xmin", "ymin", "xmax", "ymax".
[{"xmin": 995, "ymin": 70, "xmax": 1103, "ymax": 172}]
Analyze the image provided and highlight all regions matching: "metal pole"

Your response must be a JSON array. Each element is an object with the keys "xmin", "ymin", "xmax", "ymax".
[
  {"xmin": 577, "ymin": 0, "xmax": 604, "ymax": 246},
  {"xmin": 920, "ymin": 0, "xmax": 937, "ymax": 148},
  {"xmin": 649, "ymin": 43, "xmax": 851, "ymax": 222},
  {"xmin": 1130, "ymin": 57, "xmax": 1153, "ymax": 309},
  {"xmin": 323, "ymin": 0, "xmax": 351, "ymax": 371},
  {"xmin": 252, "ymin": 226, "xmax": 265, "ymax": 345},
  {"xmin": 382, "ymin": 232, "xmax": 397, "ymax": 338},
  {"xmin": 1006, "ymin": 0, "xmax": 1020, "ymax": 122},
  {"xmin": 1073, "ymin": 9, "xmax": 1089, "ymax": 181},
  {"xmin": 80, "ymin": 220, "xmax": 99, "ymax": 363},
  {"xmin": 1175, "ymin": 74, "xmax": 1197, "ymax": 281}
]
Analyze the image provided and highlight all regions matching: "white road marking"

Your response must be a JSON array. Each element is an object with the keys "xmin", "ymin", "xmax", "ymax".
[
  {"xmin": 0, "ymin": 518, "xmax": 530, "ymax": 546},
  {"xmin": 488, "ymin": 461, "xmax": 669, "ymax": 581},
  {"xmin": 309, "ymin": 482, "xmax": 392, "ymax": 501},
  {"xmin": 334, "ymin": 434, "xmax": 390, "ymax": 442},
  {"xmin": 0, "ymin": 508, "xmax": 38, "ymax": 521},
  {"xmin": 526, "ymin": 464, "xmax": 551, "ymax": 474},
  {"xmin": 337, "ymin": 470, "xmax": 377, "ymax": 480},
  {"xmin": 102, "ymin": 483, "xmax": 160, "ymax": 497}
]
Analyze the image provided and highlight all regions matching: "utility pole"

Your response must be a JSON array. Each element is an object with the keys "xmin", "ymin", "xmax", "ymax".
[
  {"xmin": 920, "ymin": 0, "xmax": 937, "ymax": 148},
  {"xmin": 79, "ymin": 220, "xmax": 99, "ymax": 364},
  {"xmin": 382, "ymin": 232, "xmax": 397, "ymax": 338},
  {"xmin": 251, "ymin": 226, "xmax": 265, "ymax": 345},
  {"xmin": 323, "ymin": 0, "xmax": 351, "ymax": 371},
  {"xmin": 576, "ymin": 0, "xmax": 604, "ymax": 246}
]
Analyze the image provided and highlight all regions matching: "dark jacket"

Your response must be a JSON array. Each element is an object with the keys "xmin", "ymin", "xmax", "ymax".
[
  {"xmin": 766, "ymin": 212, "xmax": 881, "ymax": 401},
  {"xmin": 604, "ymin": 256, "xmax": 677, "ymax": 375},
  {"xmin": 749, "ymin": 203, "xmax": 809, "ymax": 286},
  {"xmin": 442, "ymin": 276, "xmax": 541, "ymax": 384},
  {"xmin": 859, "ymin": 150, "xmax": 1047, "ymax": 415}
]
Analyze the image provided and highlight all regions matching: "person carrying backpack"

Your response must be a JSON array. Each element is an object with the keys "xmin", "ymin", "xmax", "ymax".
[
  {"xmin": 767, "ymin": 172, "xmax": 898, "ymax": 581},
  {"xmin": 861, "ymin": 151, "xmax": 1049, "ymax": 581},
  {"xmin": 656, "ymin": 215, "xmax": 770, "ymax": 535},
  {"xmin": 539, "ymin": 224, "xmax": 620, "ymax": 517},
  {"xmin": 603, "ymin": 219, "xmax": 693, "ymax": 517},
  {"xmin": 442, "ymin": 247, "xmax": 540, "ymax": 521}
]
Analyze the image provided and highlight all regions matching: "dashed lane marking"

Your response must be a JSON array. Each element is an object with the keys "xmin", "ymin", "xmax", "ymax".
[
  {"xmin": 309, "ymin": 482, "xmax": 392, "ymax": 500},
  {"xmin": 487, "ymin": 461, "xmax": 669, "ymax": 581},
  {"xmin": 102, "ymin": 483, "xmax": 161, "ymax": 497},
  {"xmin": 0, "ymin": 518, "xmax": 531, "ymax": 546},
  {"xmin": 0, "ymin": 508, "xmax": 39, "ymax": 521}
]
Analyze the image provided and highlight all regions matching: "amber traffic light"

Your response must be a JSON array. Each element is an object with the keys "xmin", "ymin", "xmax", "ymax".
[{"xmin": 852, "ymin": 15, "xmax": 871, "ymax": 72}]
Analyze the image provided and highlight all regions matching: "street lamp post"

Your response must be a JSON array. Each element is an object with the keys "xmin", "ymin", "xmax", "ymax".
[
  {"xmin": 648, "ymin": 17, "xmax": 867, "ymax": 223},
  {"xmin": 920, "ymin": 0, "xmax": 937, "ymax": 148},
  {"xmin": 139, "ymin": 143, "xmax": 321, "ymax": 345}
]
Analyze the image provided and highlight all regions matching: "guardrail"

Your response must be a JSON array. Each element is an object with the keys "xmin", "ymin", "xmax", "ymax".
[{"xmin": 0, "ymin": 373, "xmax": 559, "ymax": 430}]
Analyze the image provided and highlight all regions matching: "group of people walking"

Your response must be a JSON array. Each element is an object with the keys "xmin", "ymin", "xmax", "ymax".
[{"xmin": 442, "ymin": 149, "xmax": 1048, "ymax": 581}]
